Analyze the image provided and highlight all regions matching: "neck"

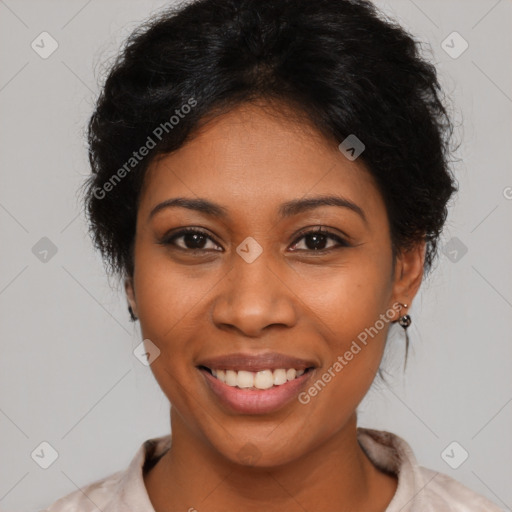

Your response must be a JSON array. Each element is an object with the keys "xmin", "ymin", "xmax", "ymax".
[{"xmin": 144, "ymin": 410, "xmax": 397, "ymax": 512}]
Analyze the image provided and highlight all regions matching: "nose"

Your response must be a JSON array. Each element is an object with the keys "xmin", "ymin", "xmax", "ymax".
[{"xmin": 211, "ymin": 252, "xmax": 298, "ymax": 338}]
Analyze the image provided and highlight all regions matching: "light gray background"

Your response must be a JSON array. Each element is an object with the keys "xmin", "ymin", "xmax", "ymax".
[{"xmin": 0, "ymin": 0, "xmax": 511, "ymax": 510}]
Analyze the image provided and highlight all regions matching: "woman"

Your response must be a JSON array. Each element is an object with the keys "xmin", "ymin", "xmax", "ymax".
[{"xmin": 45, "ymin": 0, "xmax": 502, "ymax": 510}]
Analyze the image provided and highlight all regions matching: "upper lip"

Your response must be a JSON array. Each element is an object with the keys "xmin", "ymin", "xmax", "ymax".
[{"xmin": 197, "ymin": 352, "xmax": 317, "ymax": 372}]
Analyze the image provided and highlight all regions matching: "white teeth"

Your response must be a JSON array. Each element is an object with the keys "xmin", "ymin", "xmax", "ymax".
[
  {"xmin": 225, "ymin": 370, "xmax": 237, "ymax": 386},
  {"xmin": 286, "ymin": 368, "xmax": 297, "ymax": 381},
  {"xmin": 237, "ymin": 370, "xmax": 254, "ymax": 388},
  {"xmin": 273, "ymin": 369, "xmax": 288, "ymax": 386},
  {"xmin": 209, "ymin": 367, "xmax": 308, "ymax": 389},
  {"xmin": 254, "ymin": 370, "xmax": 274, "ymax": 389}
]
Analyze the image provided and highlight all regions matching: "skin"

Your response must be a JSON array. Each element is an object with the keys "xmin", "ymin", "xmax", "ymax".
[{"xmin": 125, "ymin": 100, "xmax": 425, "ymax": 512}]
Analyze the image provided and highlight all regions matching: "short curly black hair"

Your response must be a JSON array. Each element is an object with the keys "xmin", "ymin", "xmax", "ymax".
[{"xmin": 82, "ymin": 0, "xmax": 459, "ymax": 283}]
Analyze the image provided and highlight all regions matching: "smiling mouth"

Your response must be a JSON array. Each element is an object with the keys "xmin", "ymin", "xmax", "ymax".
[{"xmin": 198, "ymin": 365, "xmax": 314, "ymax": 390}]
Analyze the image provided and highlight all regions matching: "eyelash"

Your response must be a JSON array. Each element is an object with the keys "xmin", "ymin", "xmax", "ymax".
[{"xmin": 159, "ymin": 226, "xmax": 350, "ymax": 254}]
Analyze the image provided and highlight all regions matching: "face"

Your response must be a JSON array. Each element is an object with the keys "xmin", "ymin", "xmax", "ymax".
[{"xmin": 126, "ymin": 101, "xmax": 424, "ymax": 467}]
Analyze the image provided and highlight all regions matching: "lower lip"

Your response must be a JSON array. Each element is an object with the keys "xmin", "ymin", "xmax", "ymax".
[{"xmin": 199, "ymin": 368, "xmax": 314, "ymax": 415}]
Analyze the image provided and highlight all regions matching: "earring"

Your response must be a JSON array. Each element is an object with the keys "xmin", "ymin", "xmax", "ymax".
[
  {"xmin": 397, "ymin": 302, "xmax": 411, "ymax": 370},
  {"xmin": 128, "ymin": 305, "xmax": 138, "ymax": 322}
]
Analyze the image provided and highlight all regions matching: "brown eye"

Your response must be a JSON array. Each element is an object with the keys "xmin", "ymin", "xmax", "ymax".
[
  {"xmin": 160, "ymin": 228, "xmax": 222, "ymax": 251},
  {"xmin": 290, "ymin": 227, "xmax": 350, "ymax": 253}
]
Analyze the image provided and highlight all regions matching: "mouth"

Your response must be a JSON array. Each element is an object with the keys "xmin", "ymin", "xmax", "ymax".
[
  {"xmin": 197, "ymin": 362, "xmax": 316, "ymax": 415},
  {"xmin": 198, "ymin": 365, "xmax": 314, "ymax": 390}
]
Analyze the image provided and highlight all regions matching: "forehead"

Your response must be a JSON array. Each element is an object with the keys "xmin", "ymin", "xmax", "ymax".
[{"xmin": 138, "ymin": 102, "xmax": 385, "ymax": 224}]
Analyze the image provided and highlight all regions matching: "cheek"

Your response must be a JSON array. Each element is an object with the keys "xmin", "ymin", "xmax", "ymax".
[
  {"xmin": 293, "ymin": 249, "xmax": 393, "ymax": 412},
  {"xmin": 133, "ymin": 238, "xmax": 210, "ymax": 338},
  {"xmin": 297, "ymin": 292, "xmax": 391, "ymax": 442},
  {"xmin": 295, "ymin": 248, "xmax": 393, "ymax": 345},
  {"xmin": 134, "ymin": 268, "xmax": 202, "ymax": 423},
  {"xmin": 131, "ymin": 243, "xmax": 206, "ymax": 391}
]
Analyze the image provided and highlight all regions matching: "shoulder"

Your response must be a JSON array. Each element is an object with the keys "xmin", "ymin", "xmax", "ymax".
[
  {"xmin": 357, "ymin": 427, "xmax": 503, "ymax": 511},
  {"xmin": 415, "ymin": 465, "xmax": 503, "ymax": 511},
  {"xmin": 42, "ymin": 470, "xmax": 123, "ymax": 511},
  {"xmin": 42, "ymin": 434, "xmax": 172, "ymax": 511}
]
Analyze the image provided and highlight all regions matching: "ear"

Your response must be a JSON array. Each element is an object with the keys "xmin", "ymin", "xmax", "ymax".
[
  {"xmin": 390, "ymin": 239, "xmax": 426, "ymax": 317},
  {"xmin": 124, "ymin": 276, "xmax": 137, "ymax": 317}
]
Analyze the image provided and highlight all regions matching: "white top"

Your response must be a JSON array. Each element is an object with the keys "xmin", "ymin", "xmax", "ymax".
[{"xmin": 44, "ymin": 427, "xmax": 502, "ymax": 511}]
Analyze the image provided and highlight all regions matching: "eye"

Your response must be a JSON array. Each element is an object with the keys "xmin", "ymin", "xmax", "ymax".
[
  {"xmin": 159, "ymin": 228, "xmax": 222, "ymax": 251},
  {"xmin": 289, "ymin": 227, "xmax": 349, "ymax": 253}
]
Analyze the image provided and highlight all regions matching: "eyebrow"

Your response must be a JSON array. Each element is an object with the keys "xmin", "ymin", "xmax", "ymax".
[{"xmin": 148, "ymin": 195, "xmax": 367, "ymax": 224}]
